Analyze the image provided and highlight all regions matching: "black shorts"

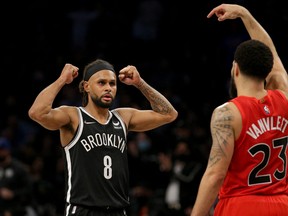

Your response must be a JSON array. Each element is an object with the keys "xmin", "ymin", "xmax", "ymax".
[{"xmin": 65, "ymin": 203, "xmax": 127, "ymax": 216}]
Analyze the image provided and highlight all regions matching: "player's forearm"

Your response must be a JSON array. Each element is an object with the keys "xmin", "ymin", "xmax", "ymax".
[
  {"xmin": 191, "ymin": 174, "xmax": 221, "ymax": 216},
  {"xmin": 136, "ymin": 79, "xmax": 177, "ymax": 117},
  {"xmin": 240, "ymin": 6, "xmax": 276, "ymax": 55},
  {"xmin": 239, "ymin": 5, "xmax": 288, "ymax": 91}
]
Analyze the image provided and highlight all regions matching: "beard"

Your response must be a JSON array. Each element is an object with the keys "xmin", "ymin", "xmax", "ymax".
[
  {"xmin": 229, "ymin": 76, "xmax": 237, "ymax": 99},
  {"xmin": 91, "ymin": 95, "xmax": 114, "ymax": 108}
]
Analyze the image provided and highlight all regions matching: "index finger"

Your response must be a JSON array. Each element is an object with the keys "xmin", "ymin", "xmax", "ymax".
[
  {"xmin": 207, "ymin": 5, "xmax": 224, "ymax": 19},
  {"xmin": 207, "ymin": 8, "xmax": 217, "ymax": 18}
]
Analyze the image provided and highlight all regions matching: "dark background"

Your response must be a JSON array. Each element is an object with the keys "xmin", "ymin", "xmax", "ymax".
[
  {"xmin": 2, "ymin": 0, "xmax": 288, "ymax": 117},
  {"xmin": 1, "ymin": 0, "xmax": 287, "ymax": 215}
]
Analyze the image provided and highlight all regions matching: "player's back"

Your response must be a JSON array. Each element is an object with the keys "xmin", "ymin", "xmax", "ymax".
[{"xmin": 220, "ymin": 90, "xmax": 288, "ymax": 198}]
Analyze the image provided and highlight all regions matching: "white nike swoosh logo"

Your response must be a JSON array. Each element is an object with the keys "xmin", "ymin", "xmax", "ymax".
[{"xmin": 84, "ymin": 121, "xmax": 96, "ymax": 124}]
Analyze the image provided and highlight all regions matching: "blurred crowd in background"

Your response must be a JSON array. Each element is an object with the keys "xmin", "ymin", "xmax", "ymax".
[{"xmin": 1, "ymin": 0, "xmax": 287, "ymax": 215}]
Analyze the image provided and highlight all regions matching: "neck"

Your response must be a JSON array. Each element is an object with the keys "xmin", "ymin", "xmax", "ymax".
[
  {"xmin": 236, "ymin": 77, "xmax": 266, "ymax": 99},
  {"xmin": 237, "ymin": 87, "xmax": 267, "ymax": 99},
  {"xmin": 83, "ymin": 105, "xmax": 110, "ymax": 123}
]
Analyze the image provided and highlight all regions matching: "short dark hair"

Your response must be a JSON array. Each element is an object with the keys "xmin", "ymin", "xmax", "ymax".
[
  {"xmin": 234, "ymin": 39, "xmax": 273, "ymax": 80},
  {"xmin": 83, "ymin": 59, "xmax": 115, "ymax": 81}
]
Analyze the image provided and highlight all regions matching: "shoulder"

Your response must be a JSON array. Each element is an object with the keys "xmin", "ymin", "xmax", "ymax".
[
  {"xmin": 212, "ymin": 101, "xmax": 242, "ymax": 139},
  {"xmin": 112, "ymin": 107, "xmax": 137, "ymax": 121},
  {"xmin": 274, "ymin": 89, "xmax": 288, "ymax": 100},
  {"xmin": 211, "ymin": 102, "xmax": 240, "ymax": 129},
  {"xmin": 112, "ymin": 107, "xmax": 141, "ymax": 131},
  {"xmin": 58, "ymin": 105, "xmax": 80, "ymax": 128},
  {"xmin": 212, "ymin": 102, "xmax": 235, "ymax": 120}
]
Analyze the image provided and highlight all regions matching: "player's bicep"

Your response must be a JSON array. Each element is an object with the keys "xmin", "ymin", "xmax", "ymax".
[
  {"xmin": 37, "ymin": 106, "xmax": 71, "ymax": 131},
  {"xmin": 117, "ymin": 108, "xmax": 169, "ymax": 132},
  {"xmin": 208, "ymin": 104, "xmax": 235, "ymax": 171},
  {"xmin": 132, "ymin": 110, "xmax": 171, "ymax": 131}
]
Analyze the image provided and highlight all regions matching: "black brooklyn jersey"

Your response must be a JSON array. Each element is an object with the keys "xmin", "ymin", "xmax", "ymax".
[{"xmin": 63, "ymin": 107, "xmax": 130, "ymax": 208}]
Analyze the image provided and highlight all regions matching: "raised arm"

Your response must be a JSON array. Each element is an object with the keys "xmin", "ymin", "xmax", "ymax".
[
  {"xmin": 207, "ymin": 4, "xmax": 288, "ymax": 93},
  {"xmin": 28, "ymin": 63, "xmax": 79, "ymax": 130},
  {"xmin": 116, "ymin": 65, "xmax": 178, "ymax": 132}
]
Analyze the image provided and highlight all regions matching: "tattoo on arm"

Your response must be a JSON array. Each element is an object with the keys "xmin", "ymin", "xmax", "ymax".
[
  {"xmin": 208, "ymin": 106, "xmax": 234, "ymax": 167},
  {"xmin": 137, "ymin": 80, "xmax": 173, "ymax": 114}
]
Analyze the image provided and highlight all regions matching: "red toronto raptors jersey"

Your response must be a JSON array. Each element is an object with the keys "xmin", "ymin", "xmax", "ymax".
[{"xmin": 219, "ymin": 90, "xmax": 288, "ymax": 198}]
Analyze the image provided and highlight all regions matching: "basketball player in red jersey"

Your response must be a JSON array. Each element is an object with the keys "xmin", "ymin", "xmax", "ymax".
[{"xmin": 191, "ymin": 4, "xmax": 288, "ymax": 216}]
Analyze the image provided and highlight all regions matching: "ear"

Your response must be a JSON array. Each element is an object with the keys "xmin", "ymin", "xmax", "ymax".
[
  {"xmin": 234, "ymin": 61, "xmax": 240, "ymax": 77},
  {"xmin": 83, "ymin": 81, "xmax": 90, "ymax": 92}
]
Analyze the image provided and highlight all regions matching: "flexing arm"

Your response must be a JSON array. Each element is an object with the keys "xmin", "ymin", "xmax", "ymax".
[
  {"xmin": 28, "ymin": 63, "xmax": 79, "ymax": 130},
  {"xmin": 207, "ymin": 4, "xmax": 288, "ymax": 93},
  {"xmin": 117, "ymin": 65, "xmax": 178, "ymax": 131}
]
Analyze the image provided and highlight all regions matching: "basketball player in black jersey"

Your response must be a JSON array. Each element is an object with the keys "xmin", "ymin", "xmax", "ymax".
[{"xmin": 28, "ymin": 59, "xmax": 178, "ymax": 216}]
